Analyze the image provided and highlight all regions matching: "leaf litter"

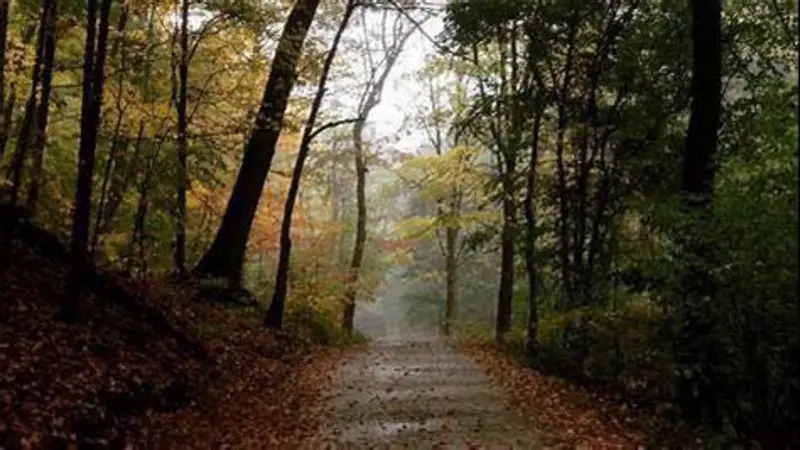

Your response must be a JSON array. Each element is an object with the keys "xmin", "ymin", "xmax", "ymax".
[
  {"xmin": 458, "ymin": 338, "xmax": 647, "ymax": 449},
  {"xmin": 0, "ymin": 222, "xmax": 351, "ymax": 448}
]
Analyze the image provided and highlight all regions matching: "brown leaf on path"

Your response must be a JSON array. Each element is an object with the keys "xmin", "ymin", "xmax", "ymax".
[{"xmin": 457, "ymin": 338, "xmax": 647, "ymax": 449}]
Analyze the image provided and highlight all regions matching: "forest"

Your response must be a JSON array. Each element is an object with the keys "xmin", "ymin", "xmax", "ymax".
[{"xmin": 0, "ymin": 0, "xmax": 798, "ymax": 447}]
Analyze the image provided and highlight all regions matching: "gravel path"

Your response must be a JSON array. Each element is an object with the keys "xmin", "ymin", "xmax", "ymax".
[{"xmin": 308, "ymin": 334, "xmax": 542, "ymax": 449}]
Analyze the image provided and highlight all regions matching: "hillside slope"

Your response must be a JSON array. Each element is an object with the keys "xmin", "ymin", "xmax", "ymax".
[{"xmin": 0, "ymin": 207, "xmax": 340, "ymax": 447}]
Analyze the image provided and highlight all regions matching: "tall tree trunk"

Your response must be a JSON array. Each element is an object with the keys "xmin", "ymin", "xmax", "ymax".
[
  {"xmin": 524, "ymin": 108, "xmax": 542, "ymax": 354},
  {"xmin": 443, "ymin": 221, "xmax": 458, "ymax": 335},
  {"xmin": 63, "ymin": 0, "xmax": 112, "ymax": 321},
  {"xmin": 7, "ymin": 0, "xmax": 49, "ymax": 205},
  {"xmin": 25, "ymin": 0, "xmax": 57, "ymax": 212},
  {"xmin": 676, "ymin": 0, "xmax": 722, "ymax": 426},
  {"xmin": 91, "ymin": 0, "xmax": 128, "ymax": 256},
  {"xmin": 174, "ymin": 0, "xmax": 189, "ymax": 276},
  {"xmin": 342, "ymin": 121, "xmax": 366, "ymax": 333},
  {"xmin": 0, "ymin": 0, "xmax": 10, "ymax": 161},
  {"xmin": 265, "ymin": 0, "xmax": 356, "ymax": 329},
  {"xmin": 495, "ymin": 178, "xmax": 516, "ymax": 339},
  {"xmin": 553, "ymin": 14, "xmax": 579, "ymax": 310},
  {"xmin": 193, "ymin": 0, "xmax": 320, "ymax": 286},
  {"xmin": 342, "ymin": 19, "xmax": 417, "ymax": 334}
]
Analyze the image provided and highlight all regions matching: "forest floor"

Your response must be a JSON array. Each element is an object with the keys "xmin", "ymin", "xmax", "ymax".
[
  {"xmin": 0, "ymin": 208, "xmax": 347, "ymax": 448},
  {"xmin": 457, "ymin": 338, "xmax": 648, "ymax": 449}
]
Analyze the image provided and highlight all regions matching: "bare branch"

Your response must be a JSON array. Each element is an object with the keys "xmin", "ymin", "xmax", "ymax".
[{"xmin": 309, "ymin": 117, "xmax": 362, "ymax": 141}]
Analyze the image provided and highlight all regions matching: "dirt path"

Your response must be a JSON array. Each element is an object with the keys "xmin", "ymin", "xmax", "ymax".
[{"xmin": 307, "ymin": 334, "xmax": 542, "ymax": 449}]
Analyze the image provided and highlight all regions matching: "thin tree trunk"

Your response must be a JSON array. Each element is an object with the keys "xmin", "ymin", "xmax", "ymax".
[
  {"xmin": 63, "ymin": 0, "xmax": 112, "ymax": 321},
  {"xmin": 343, "ymin": 121, "xmax": 367, "ymax": 333},
  {"xmin": 553, "ymin": 14, "xmax": 579, "ymax": 310},
  {"xmin": 193, "ymin": 0, "xmax": 321, "ymax": 286},
  {"xmin": 676, "ymin": 0, "xmax": 722, "ymax": 425},
  {"xmin": 25, "ymin": 0, "xmax": 58, "ymax": 212},
  {"xmin": 0, "ymin": 85, "xmax": 14, "ymax": 161},
  {"xmin": 174, "ymin": 0, "xmax": 189, "ymax": 276},
  {"xmin": 97, "ymin": 5, "xmax": 153, "ymax": 245},
  {"xmin": 0, "ymin": 0, "xmax": 10, "ymax": 161},
  {"xmin": 265, "ymin": 0, "xmax": 356, "ymax": 329},
  {"xmin": 91, "ymin": 0, "xmax": 128, "ymax": 256},
  {"xmin": 91, "ymin": 117, "xmax": 125, "ymax": 256},
  {"xmin": 443, "ymin": 222, "xmax": 458, "ymax": 335},
  {"xmin": 7, "ymin": 0, "xmax": 49, "ymax": 205},
  {"xmin": 524, "ymin": 108, "xmax": 542, "ymax": 354},
  {"xmin": 342, "ymin": 20, "xmax": 417, "ymax": 334},
  {"xmin": 495, "ymin": 182, "xmax": 515, "ymax": 339}
]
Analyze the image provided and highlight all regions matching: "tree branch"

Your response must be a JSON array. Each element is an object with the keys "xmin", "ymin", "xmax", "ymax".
[{"xmin": 309, "ymin": 117, "xmax": 362, "ymax": 141}]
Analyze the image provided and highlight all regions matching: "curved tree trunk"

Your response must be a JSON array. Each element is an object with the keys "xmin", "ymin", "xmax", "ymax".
[
  {"xmin": 193, "ymin": 0, "xmax": 321, "ymax": 286},
  {"xmin": 342, "ymin": 16, "xmax": 418, "ymax": 334},
  {"xmin": 265, "ymin": 0, "xmax": 356, "ymax": 329}
]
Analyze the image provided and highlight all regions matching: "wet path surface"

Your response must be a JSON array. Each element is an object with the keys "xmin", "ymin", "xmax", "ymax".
[{"xmin": 308, "ymin": 335, "xmax": 541, "ymax": 449}]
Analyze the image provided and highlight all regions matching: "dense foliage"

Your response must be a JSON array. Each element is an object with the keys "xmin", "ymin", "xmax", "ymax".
[{"xmin": 392, "ymin": 0, "xmax": 798, "ymax": 444}]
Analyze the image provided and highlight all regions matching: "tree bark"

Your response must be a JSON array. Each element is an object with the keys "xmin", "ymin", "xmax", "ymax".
[
  {"xmin": 524, "ymin": 107, "xmax": 542, "ymax": 354},
  {"xmin": 443, "ymin": 222, "xmax": 458, "ymax": 335},
  {"xmin": 676, "ymin": 0, "xmax": 722, "ymax": 425},
  {"xmin": 343, "ymin": 121, "xmax": 367, "ymax": 333},
  {"xmin": 0, "ymin": 85, "xmax": 14, "ymax": 161},
  {"xmin": 96, "ymin": 5, "xmax": 152, "ymax": 250},
  {"xmin": 25, "ymin": 0, "xmax": 58, "ymax": 212},
  {"xmin": 342, "ymin": 19, "xmax": 417, "ymax": 334},
  {"xmin": 495, "ymin": 181, "xmax": 515, "ymax": 339},
  {"xmin": 91, "ymin": 3, "xmax": 129, "ymax": 256},
  {"xmin": 193, "ymin": 0, "xmax": 321, "ymax": 286},
  {"xmin": 554, "ymin": 13, "xmax": 579, "ymax": 310},
  {"xmin": 7, "ymin": 0, "xmax": 50, "ymax": 205},
  {"xmin": 64, "ymin": 0, "xmax": 112, "ymax": 321},
  {"xmin": 0, "ymin": 0, "xmax": 10, "ymax": 161},
  {"xmin": 265, "ymin": 0, "xmax": 356, "ymax": 329},
  {"xmin": 174, "ymin": 0, "xmax": 189, "ymax": 276}
]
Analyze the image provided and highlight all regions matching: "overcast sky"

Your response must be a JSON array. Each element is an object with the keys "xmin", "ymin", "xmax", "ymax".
[
  {"xmin": 366, "ymin": 13, "xmax": 444, "ymax": 153},
  {"xmin": 315, "ymin": 4, "xmax": 446, "ymax": 155}
]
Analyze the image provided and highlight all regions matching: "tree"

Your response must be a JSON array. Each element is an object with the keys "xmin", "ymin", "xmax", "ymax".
[
  {"xmin": 7, "ymin": 0, "xmax": 57, "ymax": 207},
  {"xmin": 399, "ymin": 63, "xmax": 474, "ymax": 335},
  {"xmin": 395, "ymin": 145, "xmax": 490, "ymax": 334},
  {"xmin": 193, "ymin": 0, "xmax": 321, "ymax": 286},
  {"xmin": 446, "ymin": 1, "xmax": 534, "ymax": 340},
  {"xmin": 64, "ymin": 0, "xmax": 113, "ymax": 321},
  {"xmin": 0, "ymin": 0, "xmax": 11, "ymax": 161},
  {"xmin": 174, "ymin": 0, "xmax": 190, "ymax": 276},
  {"xmin": 265, "ymin": 0, "xmax": 358, "ymax": 329},
  {"xmin": 675, "ymin": 0, "xmax": 722, "ymax": 425},
  {"xmin": 523, "ymin": 97, "xmax": 543, "ymax": 354},
  {"xmin": 342, "ymin": 6, "xmax": 420, "ymax": 334},
  {"xmin": 24, "ymin": 0, "xmax": 57, "ymax": 212}
]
